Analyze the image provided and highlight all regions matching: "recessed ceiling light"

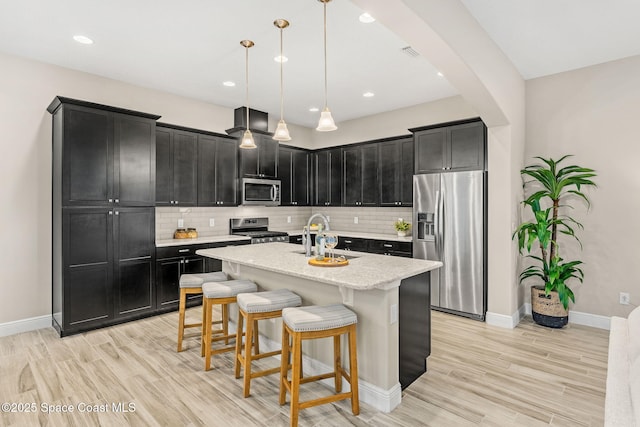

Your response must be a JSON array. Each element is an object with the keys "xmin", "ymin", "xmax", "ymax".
[
  {"xmin": 363, "ymin": 92, "xmax": 375, "ymax": 98},
  {"xmin": 359, "ymin": 13, "xmax": 375, "ymax": 23},
  {"xmin": 274, "ymin": 55, "xmax": 288, "ymax": 63},
  {"xmin": 309, "ymin": 107, "xmax": 319, "ymax": 112},
  {"xmin": 223, "ymin": 81, "xmax": 236, "ymax": 87},
  {"xmin": 73, "ymin": 35, "xmax": 93, "ymax": 45},
  {"xmin": 437, "ymin": 72, "xmax": 444, "ymax": 77}
]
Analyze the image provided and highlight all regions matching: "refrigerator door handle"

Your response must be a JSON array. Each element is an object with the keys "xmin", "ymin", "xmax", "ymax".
[
  {"xmin": 440, "ymin": 188, "xmax": 445, "ymax": 258},
  {"xmin": 434, "ymin": 190, "xmax": 441, "ymax": 257}
]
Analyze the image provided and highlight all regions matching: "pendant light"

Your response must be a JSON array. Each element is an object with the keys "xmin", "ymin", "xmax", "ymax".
[
  {"xmin": 316, "ymin": 0, "xmax": 337, "ymax": 132},
  {"xmin": 273, "ymin": 19, "xmax": 292, "ymax": 142},
  {"xmin": 239, "ymin": 39, "xmax": 257, "ymax": 149}
]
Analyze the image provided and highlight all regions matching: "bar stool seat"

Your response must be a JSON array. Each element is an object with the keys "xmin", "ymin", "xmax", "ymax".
[
  {"xmin": 202, "ymin": 279, "xmax": 258, "ymax": 371},
  {"xmin": 279, "ymin": 304, "xmax": 359, "ymax": 427},
  {"xmin": 235, "ymin": 289, "xmax": 302, "ymax": 398},
  {"xmin": 177, "ymin": 271, "xmax": 228, "ymax": 352}
]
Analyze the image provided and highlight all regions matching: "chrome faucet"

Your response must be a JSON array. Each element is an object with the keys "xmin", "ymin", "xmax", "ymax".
[{"xmin": 303, "ymin": 213, "xmax": 331, "ymax": 257}]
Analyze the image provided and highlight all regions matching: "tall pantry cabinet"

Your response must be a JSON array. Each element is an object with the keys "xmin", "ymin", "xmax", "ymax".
[{"xmin": 48, "ymin": 97, "xmax": 160, "ymax": 336}]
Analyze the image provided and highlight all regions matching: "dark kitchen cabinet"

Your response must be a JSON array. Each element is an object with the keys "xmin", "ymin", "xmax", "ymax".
[
  {"xmin": 57, "ymin": 207, "xmax": 155, "ymax": 335},
  {"xmin": 49, "ymin": 97, "xmax": 160, "ymax": 337},
  {"xmin": 343, "ymin": 143, "xmax": 378, "ymax": 206},
  {"xmin": 231, "ymin": 129, "xmax": 278, "ymax": 178},
  {"xmin": 156, "ymin": 124, "xmax": 198, "ymax": 206},
  {"xmin": 314, "ymin": 148, "xmax": 342, "ymax": 206},
  {"xmin": 155, "ymin": 241, "xmax": 249, "ymax": 311},
  {"xmin": 198, "ymin": 133, "xmax": 238, "ymax": 206},
  {"xmin": 413, "ymin": 119, "xmax": 486, "ymax": 173},
  {"xmin": 368, "ymin": 240, "xmax": 412, "ymax": 258},
  {"xmin": 52, "ymin": 100, "xmax": 156, "ymax": 207},
  {"xmin": 336, "ymin": 236, "xmax": 369, "ymax": 252},
  {"xmin": 279, "ymin": 146, "xmax": 310, "ymax": 206},
  {"xmin": 379, "ymin": 136, "xmax": 414, "ymax": 207}
]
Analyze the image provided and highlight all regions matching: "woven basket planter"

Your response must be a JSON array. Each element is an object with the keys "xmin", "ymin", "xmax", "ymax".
[{"xmin": 531, "ymin": 286, "xmax": 568, "ymax": 328}]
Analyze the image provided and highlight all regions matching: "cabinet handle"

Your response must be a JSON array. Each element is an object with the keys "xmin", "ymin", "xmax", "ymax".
[
  {"xmin": 108, "ymin": 211, "xmax": 113, "ymax": 215},
  {"xmin": 383, "ymin": 244, "xmax": 393, "ymax": 248},
  {"xmin": 180, "ymin": 260, "xmax": 184, "ymax": 264},
  {"xmin": 115, "ymin": 211, "xmax": 119, "ymax": 215},
  {"xmin": 178, "ymin": 249, "xmax": 190, "ymax": 253},
  {"xmin": 185, "ymin": 259, "xmax": 189, "ymax": 264},
  {"xmin": 175, "ymin": 201, "xmax": 179, "ymax": 204},
  {"xmin": 108, "ymin": 198, "xmax": 113, "ymax": 203},
  {"xmin": 344, "ymin": 240, "xmax": 352, "ymax": 244}
]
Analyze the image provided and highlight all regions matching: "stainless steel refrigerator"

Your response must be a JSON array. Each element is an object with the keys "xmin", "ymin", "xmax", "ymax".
[{"xmin": 413, "ymin": 172, "xmax": 487, "ymax": 320}]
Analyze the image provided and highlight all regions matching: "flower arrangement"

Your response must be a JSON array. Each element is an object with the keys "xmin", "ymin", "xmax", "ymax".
[{"xmin": 394, "ymin": 218, "xmax": 411, "ymax": 236}]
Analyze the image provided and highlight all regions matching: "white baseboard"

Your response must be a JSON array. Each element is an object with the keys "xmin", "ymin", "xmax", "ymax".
[
  {"xmin": 522, "ymin": 303, "xmax": 610, "ymax": 330},
  {"xmin": 0, "ymin": 315, "xmax": 51, "ymax": 337},
  {"xmin": 233, "ymin": 321, "xmax": 401, "ymax": 413},
  {"xmin": 485, "ymin": 308, "xmax": 523, "ymax": 329}
]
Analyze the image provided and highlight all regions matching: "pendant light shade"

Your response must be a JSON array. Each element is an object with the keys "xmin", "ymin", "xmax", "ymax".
[
  {"xmin": 273, "ymin": 19, "xmax": 291, "ymax": 141},
  {"xmin": 239, "ymin": 39, "xmax": 257, "ymax": 149},
  {"xmin": 316, "ymin": 0, "xmax": 337, "ymax": 132}
]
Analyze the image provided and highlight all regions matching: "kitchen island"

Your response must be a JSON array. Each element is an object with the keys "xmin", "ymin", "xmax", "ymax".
[{"xmin": 197, "ymin": 242, "xmax": 442, "ymax": 412}]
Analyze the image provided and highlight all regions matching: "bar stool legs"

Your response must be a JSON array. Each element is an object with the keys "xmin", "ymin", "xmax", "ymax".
[
  {"xmin": 177, "ymin": 286, "xmax": 206, "ymax": 352},
  {"xmin": 279, "ymin": 305, "xmax": 359, "ymax": 427}
]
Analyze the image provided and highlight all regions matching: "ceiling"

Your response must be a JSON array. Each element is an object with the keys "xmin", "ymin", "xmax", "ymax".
[{"xmin": 1, "ymin": 1, "xmax": 639, "ymax": 129}]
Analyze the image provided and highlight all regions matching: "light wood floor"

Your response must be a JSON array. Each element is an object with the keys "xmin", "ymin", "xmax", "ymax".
[{"xmin": 0, "ymin": 309, "xmax": 609, "ymax": 426}]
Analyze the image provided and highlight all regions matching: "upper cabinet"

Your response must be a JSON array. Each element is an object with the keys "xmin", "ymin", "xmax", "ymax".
[
  {"xmin": 229, "ymin": 130, "xmax": 279, "ymax": 178},
  {"xmin": 50, "ymin": 99, "xmax": 158, "ymax": 207},
  {"xmin": 198, "ymin": 134, "xmax": 238, "ymax": 206},
  {"xmin": 155, "ymin": 124, "xmax": 198, "ymax": 206},
  {"xmin": 378, "ymin": 136, "xmax": 414, "ymax": 207},
  {"xmin": 413, "ymin": 119, "xmax": 486, "ymax": 174},
  {"xmin": 278, "ymin": 146, "xmax": 310, "ymax": 206},
  {"xmin": 343, "ymin": 143, "xmax": 378, "ymax": 206},
  {"xmin": 314, "ymin": 148, "xmax": 342, "ymax": 207}
]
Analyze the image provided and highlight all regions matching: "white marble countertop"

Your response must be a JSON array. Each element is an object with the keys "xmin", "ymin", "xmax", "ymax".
[
  {"xmin": 197, "ymin": 242, "xmax": 441, "ymax": 291},
  {"xmin": 287, "ymin": 229, "xmax": 412, "ymax": 243},
  {"xmin": 156, "ymin": 235, "xmax": 250, "ymax": 247}
]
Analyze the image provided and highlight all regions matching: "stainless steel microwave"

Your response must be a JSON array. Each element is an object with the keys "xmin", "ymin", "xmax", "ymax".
[{"xmin": 241, "ymin": 178, "xmax": 281, "ymax": 206}]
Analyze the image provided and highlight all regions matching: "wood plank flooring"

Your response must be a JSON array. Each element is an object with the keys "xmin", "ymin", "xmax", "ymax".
[{"xmin": 0, "ymin": 309, "xmax": 609, "ymax": 426}]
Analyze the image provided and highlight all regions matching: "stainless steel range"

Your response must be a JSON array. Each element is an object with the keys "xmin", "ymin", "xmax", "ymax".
[{"xmin": 230, "ymin": 217, "xmax": 289, "ymax": 244}]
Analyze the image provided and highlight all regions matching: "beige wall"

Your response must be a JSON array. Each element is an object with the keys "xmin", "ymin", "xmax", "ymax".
[{"xmin": 525, "ymin": 54, "xmax": 640, "ymax": 318}]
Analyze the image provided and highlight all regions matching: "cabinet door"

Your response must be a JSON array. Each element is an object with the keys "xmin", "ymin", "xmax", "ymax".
[
  {"xmin": 63, "ymin": 208, "xmax": 113, "ymax": 330},
  {"xmin": 343, "ymin": 147, "xmax": 361, "ymax": 206},
  {"xmin": 415, "ymin": 128, "xmax": 446, "ymax": 173},
  {"xmin": 156, "ymin": 257, "xmax": 181, "ymax": 309},
  {"xmin": 400, "ymin": 138, "xmax": 414, "ymax": 206},
  {"xmin": 361, "ymin": 144, "xmax": 379, "ymax": 206},
  {"xmin": 173, "ymin": 130, "xmax": 198, "ymax": 206},
  {"xmin": 278, "ymin": 147, "xmax": 293, "ymax": 205},
  {"xmin": 292, "ymin": 150, "xmax": 309, "ymax": 205},
  {"xmin": 448, "ymin": 122, "xmax": 485, "ymax": 171},
  {"xmin": 197, "ymin": 135, "xmax": 217, "ymax": 206},
  {"xmin": 379, "ymin": 141, "xmax": 400, "ymax": 206},
  {"xmin": 215, "ymin": 138, "xmax": 238, "ymax": 205},
  {"xmin": 314, "ymin": 151, "xmax": 329, "ymax": 206},
  {"xmin": 113, "ymin": 114, "xmax": 155, "ymax": 206},
  {"xmin": 258, "ymin": 135, "xmax": 278, "ymax": 178},
  {"xmin": 328, "ymin": 148, "xmax": 342, "ymax": 206},
  {"xmin": 62, "ymin": 106, "xmax": 112, "ymax": 206},
  {"xmin": 114, "ymin": 208, "xmax": 155, "ymax": 317},
  {"xmin": 155, "ymin": 128, "xmax": 173, "ymax": 206},
  {"xmin": 239, "ymin": 141, "xmax": 259, "ymax": 177}
]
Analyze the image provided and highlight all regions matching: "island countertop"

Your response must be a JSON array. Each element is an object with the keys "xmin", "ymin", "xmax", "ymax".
[{"xmin": 196, "ymin": 242, "xmax": 441, "ymax": 291}]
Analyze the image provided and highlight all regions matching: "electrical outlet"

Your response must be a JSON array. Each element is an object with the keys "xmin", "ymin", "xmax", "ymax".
[
  {"xmin": 177, "ymin": 219, "xmax": 184, "ymax": 228},
  {"xmin": 287, "ymin": 216, "xmax": 291, "ymax": 223},
  {"xmin": 354, "ymin": 216, "xmax": 359, "ymax": 224},
  {"xmin": 209, "ymin": 218, "xmax": 215, "ymax": 227},
  {"xmin": 620, "ymin": 292, "xmax": 630, "ymax": 305}
]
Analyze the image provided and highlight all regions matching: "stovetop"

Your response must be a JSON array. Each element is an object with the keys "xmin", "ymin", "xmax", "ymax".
[
  {"xmin": 233, "ymin": 230, "xmax": 288, "ymax": 238},
  {"xmin": 229, "ymin": 217, "xmax": 288, "ymax": 242}
]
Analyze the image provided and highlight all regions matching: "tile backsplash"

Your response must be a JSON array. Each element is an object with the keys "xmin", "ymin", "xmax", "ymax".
[{"xmin": 155, "ymin": 205, "xmax": 412, "ymax": 240}]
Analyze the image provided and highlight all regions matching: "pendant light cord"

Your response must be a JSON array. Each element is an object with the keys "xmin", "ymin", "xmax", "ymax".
[
  {"xmin": 323, "ymin": 1, "xmax": 328, "ymax": 109},
  {"xmin": 279, "ymin": 27, "xmax": 285, "ymax": 120},
  {"xmin": 245, "ymin": 43, "xmax": 250, "ymax": 128}
]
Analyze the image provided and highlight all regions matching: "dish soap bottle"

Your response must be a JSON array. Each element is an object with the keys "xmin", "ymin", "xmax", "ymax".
[{"xmin": 315, "ymin": 224, "xmax": 326, "ymax": 261}]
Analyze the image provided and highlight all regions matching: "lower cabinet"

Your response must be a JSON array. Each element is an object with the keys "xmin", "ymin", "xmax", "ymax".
[
  {"xmin": 155, "ymin": 241, "xmax": 248, "ymax": 312},
  {"xmin": 54, "ymin": 207, "xmax": 155, "ymax": 336}
]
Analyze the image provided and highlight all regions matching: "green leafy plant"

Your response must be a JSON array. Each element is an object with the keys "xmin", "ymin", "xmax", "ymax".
[
  {"xmin": 394, "ymin": 219, "xmax": 411, "ymax": 232},
  {"xmin": 513, "ymin": 156, "xmax": 596, "ymax": 310}
]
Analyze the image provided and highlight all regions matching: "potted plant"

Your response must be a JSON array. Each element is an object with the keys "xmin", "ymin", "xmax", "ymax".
[
  {"xmin": 513, "ymin": 156, "xmax": 596, "ymax": 328},
  {"xmin": 394, "ymin": 219, "xmax": 411, "ymax": 237}
]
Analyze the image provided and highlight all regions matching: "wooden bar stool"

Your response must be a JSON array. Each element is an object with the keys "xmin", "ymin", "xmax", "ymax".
[
  {"xmin": 279, "ymin": 304, "xmax": 359, "ymax": 427},
  {"xmin": 234, "ymin": 289, "xmax": 302, "ymax": 398},
  {"xmin": 177, "ymin": 271, "xmax": 227, "ymax": 352},
  {"xmin": 201, "ymin": 279, "xmax": 258, "ymax": 371}
]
